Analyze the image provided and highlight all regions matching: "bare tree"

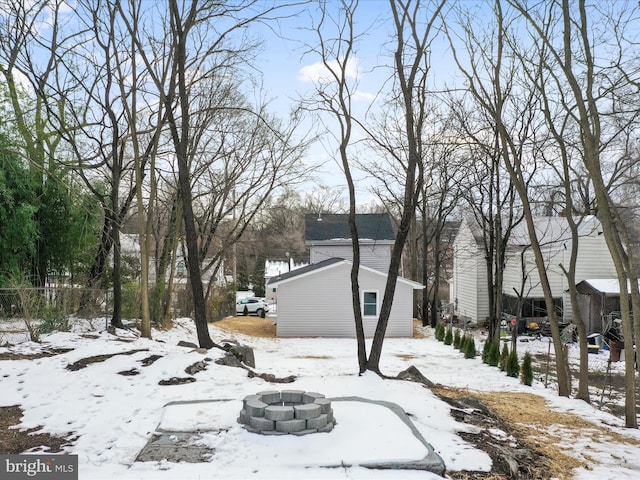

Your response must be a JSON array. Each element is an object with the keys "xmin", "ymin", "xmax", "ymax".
[
  {"xmin": 365, "ymin": 0, "xmax": 445, "ymax": 374},
  {"xmin": 303, "ymin": 0, "xmax": 368, "ymax": 372},
  {"xmin": 509, "ymin": 0, "xmax": 638, "ymax": 427},
  {"xmin": 128, "ymin": 0, "xmax": 309, "ymax": 348},
  {"xmin": 446, "ymin": 0, "xmax": 573, "ymax": 395}
]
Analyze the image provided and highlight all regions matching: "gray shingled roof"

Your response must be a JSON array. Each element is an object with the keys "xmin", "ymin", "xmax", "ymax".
[{"xmin": 304, "ymin": 213, "xmax": 395, "ymax": 242}]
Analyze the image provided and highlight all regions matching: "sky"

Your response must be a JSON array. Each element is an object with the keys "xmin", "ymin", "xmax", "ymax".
[
  {"xmin": 2, "ymin": 315, "xmax": 640, "ymax": 479},
  {"xmin": 250, "ymin": 1, "xmax": 455, "ymax": 206}
]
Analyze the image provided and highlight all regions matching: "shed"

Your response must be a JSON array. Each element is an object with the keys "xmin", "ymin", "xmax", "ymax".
[
  {"xmin": 575, "ymin": 278, "xmax": 637, "ymax": 333},
  {"xmin": 268, "ymin": 258, "xmax": 422, "ymax": 338}
]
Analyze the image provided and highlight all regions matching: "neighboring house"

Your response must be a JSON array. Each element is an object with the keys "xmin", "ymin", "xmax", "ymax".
[
  {"xmin": 449, "ymin": 215, "xmax": 617, "ymax": 326},
  {"xmin": 119, "ymin": 233, "xmax": 225, "ymax": 286},
  {"xmin": 264, "ymin": 258, "xmax": 309, "ymax": 304},
  {"xmin": 268, "ymin": 258, "xmax": 422, "ymax": 337},
  {"xmin": 267, "ymin": 213, "xmax": 421, "ymax": 337},
  {"xmin": 305, "ymin": 213, "xmax": 395, "ymax": 272}
]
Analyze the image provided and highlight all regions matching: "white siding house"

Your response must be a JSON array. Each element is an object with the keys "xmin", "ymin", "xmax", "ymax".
[
  {"xmin": 449, "ymin": 218, "xmax": 487, "ymax": 324},
  {"xmin": 267, "ymin": 213, "xmax": 421, "ymax": 338},
  {"xmin": 305, "ymin": 213, "xmax": 394, "ymax": 272},
  {"xmin": 269, "ymin": 258, "xmax": 421, "ymax": 337},
  {"xmin": 450, "ymin": 215, "xmax": 617, "ymax": 324}
]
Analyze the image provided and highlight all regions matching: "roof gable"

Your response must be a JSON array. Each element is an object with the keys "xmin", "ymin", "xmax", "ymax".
[
  {"xmin": 268, "ymin": 257, "xmax": 423, "ymax": 289},
  {"xmin": 305, "ymin": 213, "xmax": 395, "ymax": 243}
]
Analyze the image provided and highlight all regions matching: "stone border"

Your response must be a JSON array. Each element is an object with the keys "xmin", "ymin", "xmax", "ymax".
[{"xmin": 238, "ymin": 390, "xmax": 335, "ymax": 435}]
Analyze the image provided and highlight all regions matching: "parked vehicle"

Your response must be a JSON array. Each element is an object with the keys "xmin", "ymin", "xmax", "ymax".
[{"xmin": 236, "ymin": 297, "xmax": 270, "ymax": 317}]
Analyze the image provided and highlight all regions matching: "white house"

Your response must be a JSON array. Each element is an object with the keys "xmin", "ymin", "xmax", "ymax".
[
  {"xmin": 449, "ymin": 215, "xmax": 617, "ymax": 325},
  {"xmin": 267, "ymin": 213, "xmax": 421, "ymax": 337},
  {"xmin": 264, "ymin": 258, "xmax": 309, "ymax": 304},
  {"xmin": 268, "ymin": 258, "xmax": 422, "ymax": 337}
]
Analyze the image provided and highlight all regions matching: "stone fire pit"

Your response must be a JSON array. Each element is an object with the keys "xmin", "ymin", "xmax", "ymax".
[{"xmin": 238, "ymin": 390, "xmax": 335, "ymax": 435}]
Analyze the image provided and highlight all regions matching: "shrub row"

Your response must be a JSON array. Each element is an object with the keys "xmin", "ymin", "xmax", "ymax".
[
  {"xmin": 481, "ymin": 339, "xmax": 533, "ymax": 386},
  {"xmin": 435, "ymin": 323, "xmax": 533, "ymax": 386},
  {"xmin": 435, "ymin": 323, "xmax": 476, "ymax": 359}
]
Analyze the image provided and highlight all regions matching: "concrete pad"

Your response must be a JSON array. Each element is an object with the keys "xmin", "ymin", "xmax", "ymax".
[{"xmin": 139, "ymin": 397, "xmax": 446, "ymax": 476}]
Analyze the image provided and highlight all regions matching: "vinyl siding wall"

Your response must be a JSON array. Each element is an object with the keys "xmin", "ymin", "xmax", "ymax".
[
  {"xmin": 502, "ymin": 233, "xmax": 617, "ymax": 321},
  {"xmin": 309, "ymin": 244, "xmax": 392, "ymax": 272},
  {"xmin": 451, "ymin": 220, "xmax": 486, "ymax": 323},
  {"xmin": 275, "ymin": 262, "xmax": 413, "ymax": 337}
]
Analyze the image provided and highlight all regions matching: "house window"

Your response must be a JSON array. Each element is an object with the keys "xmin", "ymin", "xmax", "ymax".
[{"xmin": 363, "ymin": 291, "xmax": 378, "ymax": 316}]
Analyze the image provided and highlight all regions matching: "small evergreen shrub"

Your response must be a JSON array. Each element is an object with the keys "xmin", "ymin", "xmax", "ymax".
[
  {"xmin": 453, "ymin": 329, "xmax": 461, "ymax": 349},
  {"xmin": 444, "ymin": 325, "xmax": 453, "ymax": 345},
  {"xmin": 436, "ymin": 322, "xmax": 445, "ymax": 341},
  {"xmin": 458, "ymin": 333, "xmax": 467, "ymax": 352},
  {"xmin": 521, "ymin": 352, "xmax": 533, "ymax": 386},
  {"xmin": 464, "ymin": 336, "xmax": 476, "ymax": 358},
  {"xmin": 506, "ymin": 348, "xmax": 520, "ymax": 378},
  {"xmin": 489, "ymin": 342, "xmax": 500, "ymax": 367},
  {"xmin": 38, "ymin": 306, "xmax": 69, "ymax": 334},
  {"xmin": 499, "ymin": 343, "xmax": 509, "ymax": 371},
  {"xmin": 482, "ymin": 340, "xmax": 491, "ymax": 363}
]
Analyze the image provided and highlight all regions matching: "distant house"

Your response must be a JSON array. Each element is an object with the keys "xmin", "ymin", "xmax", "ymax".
[
  {"xmin": 305, "ymin": 213, "xmax": 395, "ymax": 272},
  {"xmin": 264, "ymin": 258, "xmax": 309, "ymax": 304},
  {"xmin": 267, "ymin": 213, "xmax": 421, "ymax": 337},
  {"xmin": 449, "ymin": 215, "xmax": 617, "ymax": 326}
]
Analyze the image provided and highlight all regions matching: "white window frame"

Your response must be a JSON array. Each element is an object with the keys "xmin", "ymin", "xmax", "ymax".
[{"xmin": 362, "ymin": 290, "xmax": 379, "ymax": 317}]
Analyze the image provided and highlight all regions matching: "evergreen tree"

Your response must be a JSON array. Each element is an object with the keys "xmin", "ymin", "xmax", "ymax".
[
  {"xmin": 482, "ymin": 340, "xmax": 491, "ymax": 363},
  {"xmin": 506, "ymin": 348, "xmax": 520, "ymax": 378},
  {"xmin": 453, "ymin": 329, "xmax": 461, "ymax": 349},
  {"xmin": 436, "ymin": 322, "xmax": 445, "ymax": 341},
  {"xmin": 0, "ymin": 134, "xmax": 38, "ymax": 285},
  {"xmin": 499, "ymin": 342, "xmax": 509, "ymax": 371},
  {"xmin": 444, "ymin": 325, "xmax": 453, "ymax": 345},
  {"xmin": 487, "ymin": 341, "xmax": 500, "ymax": 367},
  {"xmin": 521, "ymin": 351, "xmax": 534, "ymax": 386},
  {"xmin": 464, "ymin": 336, "xmax": 476, "ymax": 359}
]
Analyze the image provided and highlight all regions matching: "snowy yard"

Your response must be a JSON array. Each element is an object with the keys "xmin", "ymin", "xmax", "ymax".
[{"xmin": 1, "ymin": 317, "xmax": 640, "ymax": 479}]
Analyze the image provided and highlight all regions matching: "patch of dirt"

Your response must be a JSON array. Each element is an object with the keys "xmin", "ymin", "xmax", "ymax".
[
  {"xmin": 66, "ymin": 348, "xmax": 149, "ymax": 371},
  {"xmin": 213, "ymin": 317, "xmax": 426, "ymax": 339},
  {"xmin": 0, "ymin": 405, "xmax": 73, "ymax": 454},
  {"xmin": 140, "ymin": 354, "xmax": 163, "ymax": 366},
  {"xmin": 158, "ymin": 376, "xmax": 196, "ymax": 386},
  {"xmin": 432, "ymin": 385, "xmax": 640, "ymax": 479},
  {"xmin": 293, "ymin": 355, "xmax": 333, "ymax": 360},
  {"xmin": 185, "ymin": 359, "xmax": 209, "ymax": 375},
  {"xmin": 213, "ymin": 316, "xmax": 276, "ymax": 337},
  {"xmin": 0, "ymin": 347, "xmax": 74, "ymax": 361}
]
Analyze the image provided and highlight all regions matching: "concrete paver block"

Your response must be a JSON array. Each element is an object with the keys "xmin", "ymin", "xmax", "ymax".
[
  {"xmin": 237, "ymin": 409, "xmax": 251, "ymax": 425},
  {"xmin": 265, "ymin": 405, "xmax": 295, "ymax": 421},
  {"xmin": 245, "ymin": 399, "xmax": 268, "ymax": 417},
  {"xmin": 249, "ymin": 416, "xmax": 275, "ymax": 431},
  {"xmin": 294, "ymin": 403, "xmax": 321, "ymax": 419},
  {"xmin": 302, "ymin": 392, "xmax": 325, "ymax": 403},
  {"xmin": 257, "ymin": 390, "xmax": 282, "ymax": 405},
  {"xmin": 314, "ymin": 398, "xmax": 332, "ymax": 414},
  {"xmin": 306, "ymin": 413, "xmax": 328, "ymax": 430},
  {"xmin": 275, "ymin": 418, "xmax": 307, "ymax": 433},
  {"xmin": 281, "ymin": 389, "xmax": 304, "ymax": 403}
]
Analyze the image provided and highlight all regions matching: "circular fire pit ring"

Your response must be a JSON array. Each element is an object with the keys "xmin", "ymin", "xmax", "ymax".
[{"xmin": 238, "ymin": 390, "xmax": 335, "ymax": 435}]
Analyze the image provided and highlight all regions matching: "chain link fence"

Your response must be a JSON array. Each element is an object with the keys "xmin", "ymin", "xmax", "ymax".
[{"xmin": 0, "ymin": 284, "xmax": 235, "ymax": 345}]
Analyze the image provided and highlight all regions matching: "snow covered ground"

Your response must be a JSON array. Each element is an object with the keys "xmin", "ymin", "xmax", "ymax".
[{"xmin": 1, "ymin": 318, "xmax": 640, "ymax": 479}]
